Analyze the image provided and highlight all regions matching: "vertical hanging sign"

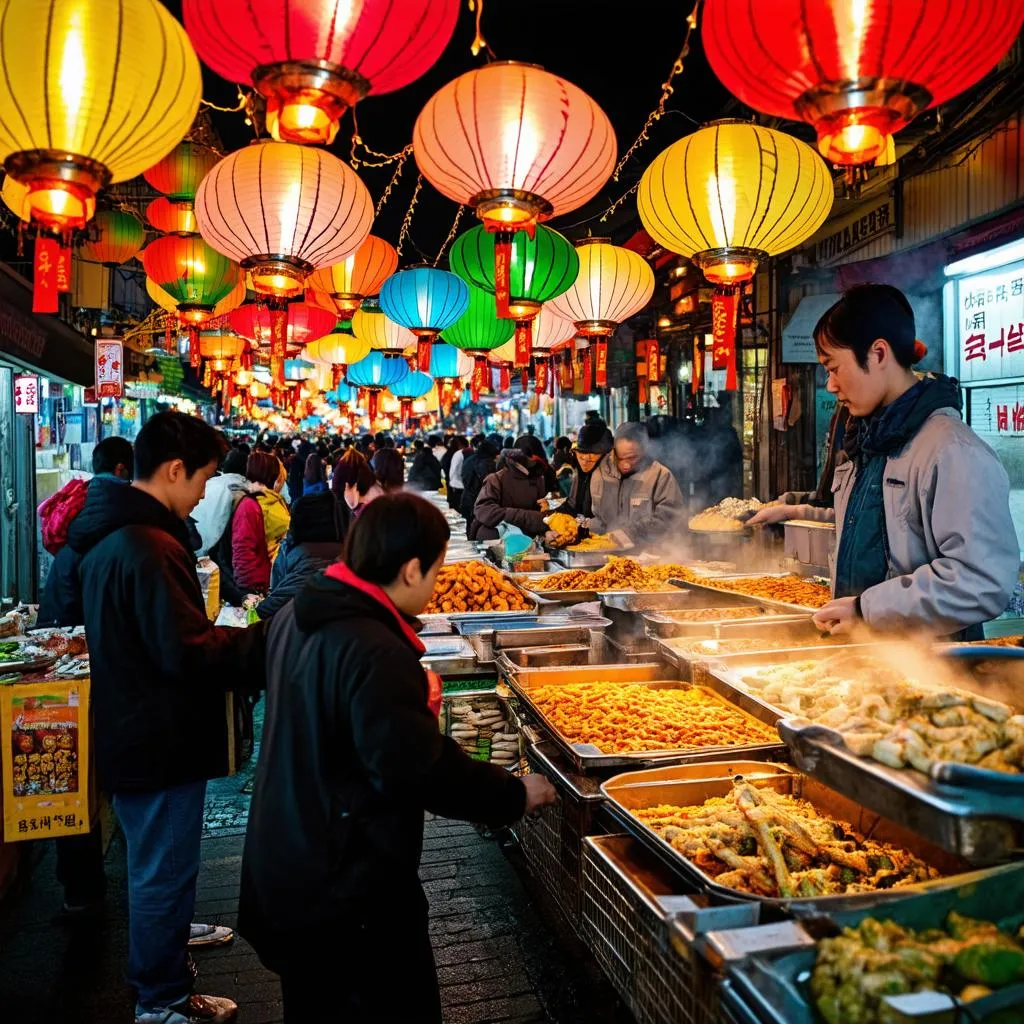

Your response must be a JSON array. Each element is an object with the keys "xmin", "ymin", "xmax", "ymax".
[
  {"xmin": 693, "ymin": 335, "xmax": 704, "ymax": 393},
  {"xmin": 14, "ymin": 374, "xmax": 39, "ymax": 413},
  {"xmin": 269, "ymin": 305, "xmax": 288, "ymax": 387},
  {"xmin": 594, "ymin": 340, "xmax": 608, "ymax": 387},
  {"xmin": 95, "ymin": 339, "xmax": 124, "ymax": 399},
  {"xmin": 534, "ymin": 359, "xmax": 548, "ymax": 395},
  {"xmin": 645, "ymin": 339, "xmax": 661, "ymax": 383},
  {"xmin": 56, "ymin": 245, "xmax": 72, "ymax": 293},
  {"xmin": 33, "ymin": 237, "xmax": 59, "ymax": 314},
  {"xmin": 712, "ymin": 290, "xmax": 739, "ymax": 390},
  {"xmin": 493, "ymin": 235, "xmax": 512, "ymax": 317}
]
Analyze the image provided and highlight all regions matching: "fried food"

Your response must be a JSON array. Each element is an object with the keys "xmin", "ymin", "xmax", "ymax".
[
  {"xmin": 635, "ymin": 781, "xmax": 939, "ymax": 900},
  {"xmin": 528, "ymin": 680, "xmax": 775, "ymax": 753},
  {"xmin": 688, "ymin": 497, "xmax": 762, "ymax": 532},
  {"xmin": 664, "ymin": 635, "xmax": 845, "ymax": 659},
  {"xmin": 811, "ymin": 913, "xmax": 1024, "ymax": 1024},
  {"xmin": 696, "ymin": 573, "xmax": 831, "ymax": 609},
  {"xmin": 424, "ymin": 560, "xmax": 531, "ymax": 614},
  {"xmin": 656, "ymin": 607, "xmax": 766, "ymax": 623},
  {"xmin": 545, "ymin": 512, "xmax": 580, "ymax": 548},
  {"xmin": 737, "ymin": 654, "xmax": 1024, "ymax": 775},
  {"xmin": 529, "ymin": 556, "xmax": 701, "ymax": 593},
  {"xmin": 567, "ymin": 533, "xmax": 618, "ymax": 552}
]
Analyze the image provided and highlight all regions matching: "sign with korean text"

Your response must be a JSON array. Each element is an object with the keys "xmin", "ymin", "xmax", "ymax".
[
  {"xmin": 1, "ymin": 678, "xmax": 92, "ymax": 842},
  {"xmin": 95, "ymin": 339, "xmax": 124, "ymax": 398},
  {"xmin": 969, "ymin": 383, "xmax": 1024, "ymax": 437},
  {"xmin": 956, "ymin": 260, "xmax": 1024, "ymax": 383},
  {"xmin": 14, "ymin": 373, "xmax": 39, "ymax": 414}
]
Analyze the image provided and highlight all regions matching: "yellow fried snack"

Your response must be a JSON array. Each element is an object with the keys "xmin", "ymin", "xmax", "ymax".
[
  {"xmin": 529, "ymin": 556, "xmax": 701, "ymax": 592},
  {"xmin": 529, "ymin": 680, "xmax": 776, "ymax": 753},
  {"xmin": 567, "ymin": 533, "xmax": 618, "ymax": 552},
  {"xmin": 424, "ymin": 560, "xmax": 531, "ymax": 614},
  {"xmin": 700, "ymin": 574, "xmax": 831, "ymax": 609},
  {"xmin": 545, "ymin": 512, "xmax": 579, "ymax": 548}
]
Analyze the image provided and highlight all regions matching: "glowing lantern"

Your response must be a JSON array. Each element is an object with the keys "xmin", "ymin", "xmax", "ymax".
[
  {"xmin": 351, "ymin": 296, "xmax": 418, "ymax": 355},
  {"xmin": 194, "ymin": 140, "xmax": 373, "ymax": 300},
  {"xmin": 450, "ymin": 224, "xmax": 578, "ymax": 367},
  {"xmin": 703, "ymin": 0, "xmax": 1024, "ymax": 167},
  {"xmin": 78, "ymin": 210, "xmax": 145, "ymax": 267},
  {"xmin": 308, "ymin": 235, "xmax": 398, "ymax": 318},
  {"xmin": 229, "ymin": 301, "xmax": 336, "ymax": 353},
  {"xmin": 143, "ymin": 141, "xmax": 218, "ymax": 202},
  {"xmin": 147, "ymin": 197, "xmax": 199, "ymax": 235},
  {"xmin": 389, "ymin": 369, "xmax": 434, "ymax": 427},
  {"xmin": 441, "ymin": 284, "xmax": 515, "ymax": 401},
  {"xmin": 346, "ymin": 350, "xmax": 410, "ymax": 422},
  {"xmin": 638, "ymin": 121, "xmax": 832, "ymax": 286},
  {"xmin": 0, "ymin": 0, "xmax": 200, "ymax": 231},
  {"xmin": 183, "ymin": 0, "xmax": 459, "ymax": 146},
  {"xmin": 304, "ymin": 327, "xmax": 372, "ymax": 389},
  {"xmin": 4, "ymin": 175, "xmax": 96, "ymax": 223},
  {"xmin": 378, "ymin": 266, "xmax": 469, "ymax": 372},
  {"xmin": 147, "ymin": 277, "xmax": 246, "ymax": 320},
  {"xmin": 531, "ymin": 305, "xmax": 576, "ymax": 353},
  {"xmin": 428, "ymin": 341, "xmax": 472, "ymax": 416}
]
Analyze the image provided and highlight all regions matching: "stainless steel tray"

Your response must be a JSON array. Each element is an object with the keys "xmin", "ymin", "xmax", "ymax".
[
  {"xmin": 671, "ymin": 573, "xmax": 831, "ymax": 615},
  {"xmin": 469, "ymin": 621, "xmax": 611, "ymax": 662},
  {"xmin": 503, "ymin": 663, "xmax": 785, "ymax": 774},
  {"xmin": 779, "ymin": 718, "xmax": 1024, "ymax": 863},
  {"xmin": 643, "ymin": 607, "xmax": 804, "ymax": 640},
  {"xmin": 658, "ymin": 637, "xmax": 853, "ymax": 680},
  {"xmin": 601, "ymin": 760, "xmax": 983, "ymax": 916},
  {"xmin": 550, "ymin": 546, "xmax": 630, "ymax": 568},
  {"xmin": 516, "ymin": 570, "xmax": 600, "ymax": 604}
]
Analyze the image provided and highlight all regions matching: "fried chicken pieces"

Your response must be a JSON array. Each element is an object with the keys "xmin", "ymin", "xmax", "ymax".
[
  {"xmin": 424, "ymin": 560, "xmax": 531, "ymax": 614},
  {"xmin": 635, "ymin": 781, "xmax": 938, "ymax": 900}
]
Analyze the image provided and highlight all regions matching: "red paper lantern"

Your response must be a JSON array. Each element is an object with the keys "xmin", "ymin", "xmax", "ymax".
[
  {"xmin": 146, "ymin": 197, "xmax": 198, "ymax": 234},
  {"xmin": 182, "ymin": 0, "xmax": 459, "ymax": 145},
  {"xmin": 229, "ymin": 301, "xmax": 336, "ymax": 352},
  {"xmin": 143, "ymin": 141, "xmax": 218, "ymax": 201},
  {"xmin": 703, "ymin": 0, "xmax": 1024, "ymax": 166}
]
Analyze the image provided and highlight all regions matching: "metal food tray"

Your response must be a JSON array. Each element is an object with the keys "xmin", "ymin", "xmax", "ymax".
[
  {"xmin": 0, "ymin": 653, "xmax": 59, "ymax": 674},
  {"xmin": 657, "ymin": 637, "xmax": 855, "ymax": 680},
  {"xmin": 503, "ymin": 663, "xmax": 785, "ymax": 774},
  {"xmin": 516, "ymin": 570, "xmax": 601, "ymax": 604},
  {"xmin": 601, "ymin": 760, "xmax": 986, "ymax": 917},
  {"xmin": 718, "ymin": 862, "xmax": 1024, "ymax": 1024},
  {"xmin": 643, "ymin": 608, "xmax": 806, "ymax": 640},
  {"xmin": 550, "ymin": 546, "xmax": 630, "ymax": 568},
  {"xmin": 671, "ymin": 572, "xmax": 831, "ymax": 615}
]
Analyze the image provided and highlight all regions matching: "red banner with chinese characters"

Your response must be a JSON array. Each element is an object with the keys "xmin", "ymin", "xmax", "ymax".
[
  {"xmin": 33, "ymin": 237, "xmax": 59, "ymax": 313},
  {"xmin": 646, "ymin": 339, "xmax": 661, "ymax": 383},
  {"xmin": 514, "ymin": 321, "xmax": 531, "ymax": 367},
  {"xmin": 499, "ymin": 366, "xmax": 510, "ymax": 393},
  {"xmin": 270, "ymin": 305, "xmax": 287, "ymax": 387},
  {"xmin": 95, "ymin": 339, "xmax": 124, "ymax": 398},
  {"xmin": 56, "ymin": 245, "xmax": 71, "ymax": 292},
  {"xmin": 493, "ymin": 235, "xmax": 512, "ymax": 317},
  {"xmin": 579, "ymin": 346, "xmax": 592, "ymax": 394},
  {"xmin": 535, "ymin": 359, "xmax": 548, "ymax": 394},
  {"xmin": 471, "ymin": 356, "xmax": 488, "ymax": 401},
  {"xmin": 594, "ymin": 340, "xmax": 608, "ymax": 387},
  {"xmin": 712, "ymin": 290, "xmax": 739, "ymax": 390},
  {"xmin": 188, "ymin": 325, "xmax": 201, "ymax": 368}
]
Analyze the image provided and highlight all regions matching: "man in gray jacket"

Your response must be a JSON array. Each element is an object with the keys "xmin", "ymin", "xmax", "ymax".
[{"xmin": 587, "ymin": 422, "xmax": 684, "ymax": 547}]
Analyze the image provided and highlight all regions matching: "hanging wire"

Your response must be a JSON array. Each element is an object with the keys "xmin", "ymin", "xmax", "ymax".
[
  {"xmin": 374, "ymin": 148, "xmax": 413, "ymax": 218},
  {"xmin": 397, "ymin": 174, "xmax": 424, "ymax": 257},
  {"xmin": 599, "ymin": 182, "xmax": 642, "ymax": 223},
  {"xmin": 350, "ymin": 107, "xmax": 414, "ymax": 169},
  {"xmin": 611, "ymin": 0, "xmax": 701, "ymax": 181},
  {"xmin": 433, "ymin": 205, "xmax": 465, "ymax": 266},
  {"xmin": 200, "ymin": 86, "xmax": 250, "ymax": 114}
]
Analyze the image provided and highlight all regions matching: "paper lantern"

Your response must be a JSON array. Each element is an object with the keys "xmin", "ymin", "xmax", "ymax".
[
  {"xmin": 638, "ymin": 121, "xmax": 832, "ymax": 286},
  {"xmin": 78, "ymin": 210, "xmax": 145, "ymax": 267},
  {"xmin": 704, "ymin": 0, "xmax": 1024, "ymax": 166},
  {"xmin": 378, "ymin": 266, "xmax": 470, "ymax": 371},
  {"xmin": 198, "ymin": 330, "xmax": 246, "ymax": 363},
  {"xmin": 328, "ymin": 382, "xmax": 357, "ymax": 406},
  {"xmin": 351, "ymin": 297, "xmax": 417, "ymax": 353},
  {"xmin": 183, "ymin": 0, "xmax": 459, "ymax": 145},
  {"xmin": 194, "ymin": 140, "xmax": 374, "ymax": 299},
  {"xmin": 143, "ymin": 234, "xmax": 244, "ymax": 325},
  {"xmin": 146, "ymin": 197, "xmax": 199, "ymax": 235},
  {"xmin": 450, "ymin": 224, "xmax": 578, "ymax": 367},
  {"xmin": 307, "ymin": 235, "xmax": 398, "ymax": 317},
  {"xmin": 530, "ymin": 305, "xmax": 576, "ymax": 353},
  {"xmin": 147, "ymin": 276, "xmax": 246, "ymax": 319},
  {"xmin": 440, "ymin": 285, "xmax": 515, "ymax": 354},
  {"xmin": 345, "ymin": 349, "xmax": 410, "ymax": 421},
  {"xmin": 229, "ymin": 300, "xmax": 336, "ymax": 350},
  {"xmin": 143, "ymin": 141, "xmax": 218, "ymax": 202},
  {"xmin": 390, "ymin": 371, "xmax": 434, "ymax": 400},
  {"xmin": 488, "ymin": 341, "xmax": 516, "ymax": 366},
  {"xmin": 0, "ymin": 0, "xmax": 201, "ymax": 230},
  {"xmin": 429, "ymin": 343, "xmax": 474, "ymax": 381},
  {"xmin": 304, "ymin": 327, "xmax": 372, "ymax": 388}
]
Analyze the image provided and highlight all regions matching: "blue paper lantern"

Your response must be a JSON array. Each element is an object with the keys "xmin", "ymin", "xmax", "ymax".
[
  {"xmin": 345, "ymin": 351, "xmax": 409, "ymax": 390},
  {"xmin": 284, "ymin": 358, "xmax": 315, "ymax": 381},
  {"xmin": 379, "ymin": 266, "xmax": 469, "ymax": 372},
  {"xmin": 390, "ymin": 370, "xmax": 434, "ymax": 400},
  {"xmin": 327, "ymin": 382, "xmax": 356, "ymax": 406},
  {"xmin": 429, "ymin": 342, "xmax": 472, "ymax": 380}
]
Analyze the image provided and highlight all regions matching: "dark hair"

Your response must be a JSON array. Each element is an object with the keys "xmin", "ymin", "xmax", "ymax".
[
  {"xmin": 343, "ymin": 492, "xmax": 450, "ymax": 585},
  {"xmin": 577, "ymin": 418, "xmax": 613, "ymax": 454},
  {"xmin": 235, "ymin": 442, "xmax": 251, "ymax": 459},
  {"xmin": 503, "ymin": 435, "xmax": 515, "ymax": 449},
  {"xmin": 134, "ymin": 412, "xmax": 228, "ymax": 481},
  {"xmin": 554, "ymin": 435, "xmax": 572, "ymax": 452},
  {"xmin": 515, "ymin": 434, "xmax": 548, "ymax": 463},
  {"xmin": 413, "ymin": 438, "xmax": 425, "ymax": 451},
  {"xmin": 246, "ymin": 452, "xmax": 281, "ymax": 488},
  {"xmin": 92, "ymin": 436, "xmax": 134, "ymax": 478},
  {"xmin": 304, "ymin": 453, "xmax": 326, "ymax": 486},
  {"xmin": 471, "ymin": 433, "xmax": 486, "ymax": 448},
  {"xmin": 289, "ymin": 492, "xmax": 346, "ymax": 544},
  {"xmin": 371, "ymin": 448, "xmax": 404, "ymax": 491},
  {"xmin": 450, "ymin": 435, "xmax": 468, "ymax": 451},
  {"xmin": 814, "ymin": 284, "xmax": 917, "ymax": 369},
  {"xmin": 332, "ymin": 447, "xmax": 375, "ymax": 496},
  {"xmin": 221, "ymin": 449, "xmax": 248, "ymax": 476}
]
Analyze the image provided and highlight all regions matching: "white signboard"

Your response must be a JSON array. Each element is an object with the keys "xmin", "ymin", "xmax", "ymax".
[
  {"xmin": 955, "ymin": 260, "xmax": 1024, "ymax": 383},
  {"xmin": 782, "ymin": 293, "xmax": 841, "ymax": 364},
  {"xmin": 970, "ymin": 383, "xmax": 1024, "ymax": 438},
  {"xmin": 14, "ymin": 373, "xmax": 39, "ymax": 413}
]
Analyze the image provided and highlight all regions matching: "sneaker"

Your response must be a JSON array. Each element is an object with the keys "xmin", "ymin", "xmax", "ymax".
[
  {"xmin": 135, "ymin": 994, "xmax": 238, "ymax": 1024},
  {"xmin": 187, "ymin": 923, "xmax": 234, "ymax": 948}
]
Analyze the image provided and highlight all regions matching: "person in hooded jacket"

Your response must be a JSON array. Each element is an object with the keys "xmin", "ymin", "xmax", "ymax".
[
  {"xmin": 287, "ymin": 439, "xmax": 315, "ymax": 508},
  {"xmin": 247, "ymin": 452, "xmax": 290, "ymax": 565},
  {"xmin": 255, "ymin": 490, "xmax": 350, "ymax": 619},
  {"xmin": 458, "ymin": 437, "xmax": 499, "ymax": 531},
  {"xmin": 191, "ymin": 448, "xmax": 248, "ymax": 557},
  {"xmin": 558, "ymin": 419, "xmax": 614, "ymax": 520},
  {"xmin": 239, "ymin": 493, "xmax": 555, "ymax": 1023},
  {"xmin": 66, "ymin": 412, "xmax": 265, "ymax": 1024},
  {"xmin": 794, "ymin": 285, "xmax": 1017, "ymax": 639},
  {"xmin": 469, "ymin": 437, "xmax": 553, "ymax": 542},
  {"xmin": 407, "ymin": 439, "xmax": 443, "ymax": 492}
]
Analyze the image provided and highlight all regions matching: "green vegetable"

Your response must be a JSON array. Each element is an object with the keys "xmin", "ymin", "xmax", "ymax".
[{"xmin": 954, "ymin": 943, "xmax": 1024, "ymax": 987}]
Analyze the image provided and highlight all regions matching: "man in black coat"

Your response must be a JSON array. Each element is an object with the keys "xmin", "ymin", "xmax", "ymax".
[
  {"xmin": 67, "ymin": 412, "xmax": 265, "ymax": 1024},
  {"xmin": 406, "ymin": 438, "xmax": 443, "ymax": 491},
  {"xmin": 458, "ymin": 438, "xmax": 499, "ymax": 533},
  {"xmin": 239, "ymin": 493, "xmax": 556, "ymax": 1023}
]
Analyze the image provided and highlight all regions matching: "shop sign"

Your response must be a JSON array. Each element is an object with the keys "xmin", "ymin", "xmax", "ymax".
[
  {"xmin": 782, "ymin": 293, "xmax": 841, "ymax": 363},
  {"xmin": 13, "ymin": 373, "xmax": 39, "ymax": 413},
  {"xmin": 805, "ymin": 198, "xmax": 895, "ymax": 266},
  {"xmin": 711, "ymin": 292, "xmax": 738, "ymax": 390},
  {"xmin": 955, "ymin": 259, "xmax": 1024, "ymax": 383},
  {"xmin": 95, "ymin": 339, "xmax": 124, "ymax": 398},
  {"xmin": 970, "ymin": 383, "xmax": 1024, "ymax": 437}
]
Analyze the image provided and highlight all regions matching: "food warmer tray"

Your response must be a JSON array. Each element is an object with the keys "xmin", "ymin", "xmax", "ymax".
[
  {"xmin": 469, "ymin": 620, "xmax": 612, "ymax": 662},
  {"xmin": 601, "ymin": 760, "xmax": 990, "ymax": 918},
  {"xmin": 657, "ymin": 638, "xmax": 856, "ymax": 681},
  {"xmin": 503, "ymin": 663, "xmax": 786, "ymax": 775},
  {"xmin": 643, "ymin": 608, "xmax": 805, "ymax": 640},
  {"xmin": 713, "ymin": 862, "xmax": 1024, "ymax": 1024},
  {"xmin": 670, "ymin": 573, "xmax": 830, "ymax": 615},
  {"xmin": 516, "ymin": 570, "xmax": 601, "ymax": 604},
  {"xmin": 549, "ymin": 546, "xmax": 630, "ymax": 568}
]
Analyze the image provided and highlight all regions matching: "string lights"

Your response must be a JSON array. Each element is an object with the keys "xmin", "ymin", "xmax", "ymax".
[
  {"xmin": 397, "ymin": 175, "xmax": 424, "ymax": 257},
  {"xmin": 434, "ymin": 206, "xmax": 466, "ymax": 267}
]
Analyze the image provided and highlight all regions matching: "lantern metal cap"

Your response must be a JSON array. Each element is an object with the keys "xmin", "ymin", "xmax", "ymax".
[
  {"xmin": 692, "ymin": 246, "xmax": 765, "ymax": 286},
  {"xmin": 472, "ymin": 188, "xmax": 553, "ymax": 229},
  {"xmin": 575, "ymin": 237, "xmax": 610, "ymax": 248},
  {"xmin": 574, "ymin": 319, "xmax": 618, "ymax": 337}
]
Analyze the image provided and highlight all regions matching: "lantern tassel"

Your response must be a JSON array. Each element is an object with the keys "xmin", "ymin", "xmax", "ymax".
[
  {"xmin": 417, "ymin": 336, "xmax": 432, "ymax": 373},
  {"xmin": 493, "ymin": 233, "xmax": 513, "ymax": 317},
  {"xmin": 269, "ymin": 303, "xmax": 288, "ymax": 388},
  {"xmin": 514, "ymin": 320, "xmax": 531, "ymax": 367},
  {"xmin": 240, "ymin": 341, "xmax": 253, "ymax": 371},
  {"xmin": 595, "ymin": 340, "xmax": 608, "ymax": 388},
  {"xmin": 368, "ymin": 389, "xmax": 379, "ymax": 423}
]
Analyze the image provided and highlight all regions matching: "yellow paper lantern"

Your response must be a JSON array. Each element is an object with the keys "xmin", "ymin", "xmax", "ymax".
[
  {"xmin": 0, "ymin": 0, "xmax": 201, "ymax": 231},
  {"xmin": 304, "ymin": 332, "xmax": 372, "ymax": 369},
  {"xmin": 351, "ymin": 301, "xmax": 417, "ymax": 353},
  {"xmin": 638, "ymin": 120, "xmax": 833, "ymax": 286}
]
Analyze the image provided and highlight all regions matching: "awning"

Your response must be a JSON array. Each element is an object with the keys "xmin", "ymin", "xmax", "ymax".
[{"xmin": 781, "ymin": 293, "xmax": 840, "ymax": 364}]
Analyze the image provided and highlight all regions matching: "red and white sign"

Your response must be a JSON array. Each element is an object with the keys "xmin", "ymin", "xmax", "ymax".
[
  {"xmin": 956, "ymin": 260, "xmax": 1024, "ymax": 383},
  {"xmin": 970, "ymin": 383, "xmax": 1024, "ymax": 437},
  {"xmin": 14, "ymin": 374, "xmax": 39, "ymax": 413},
  {"xmin": 95, "ymin": 339, "xmax": 124, "ymax": 399}
]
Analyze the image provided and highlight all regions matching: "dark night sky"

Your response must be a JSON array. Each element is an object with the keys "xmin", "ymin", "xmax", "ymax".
[{"xmin": 163, "ymin": 0, "xmax": 733, "ymax": 260}]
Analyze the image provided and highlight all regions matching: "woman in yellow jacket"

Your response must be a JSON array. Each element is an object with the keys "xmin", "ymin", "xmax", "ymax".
[{"xmin": 247, "ymin": 453, "xmax": 291, "ymax": 565}]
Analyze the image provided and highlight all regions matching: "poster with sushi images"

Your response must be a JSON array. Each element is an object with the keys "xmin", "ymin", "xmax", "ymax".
[{"xmin": 1, "ymin": 679, "xmax": 91, "ymax": 842}]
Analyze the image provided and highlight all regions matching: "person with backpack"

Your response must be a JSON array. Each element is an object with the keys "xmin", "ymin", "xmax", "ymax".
[{"xmin": 191, "ymin": 448, "xmax": 248, "ymax": 558}]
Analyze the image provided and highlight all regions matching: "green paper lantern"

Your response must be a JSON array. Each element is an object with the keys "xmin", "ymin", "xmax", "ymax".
[{"xmin": 440, "ymin": 283, "xmax": 515, "ymax": 354}]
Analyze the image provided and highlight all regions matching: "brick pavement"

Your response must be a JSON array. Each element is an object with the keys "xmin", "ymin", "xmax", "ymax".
[{"xmin": 0, "ymin": 813, "xmax": 627, "ymax": 1024}]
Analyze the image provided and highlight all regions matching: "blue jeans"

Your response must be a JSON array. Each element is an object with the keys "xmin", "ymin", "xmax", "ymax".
[{"xmin": 113, "ymin": 781, "xmax": 206, "ymax": 1012}]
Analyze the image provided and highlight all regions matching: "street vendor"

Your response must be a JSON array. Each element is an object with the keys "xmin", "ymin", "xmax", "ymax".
[
  {"xmin": 558, "ymin": 417, "xmax": 614, "ymax": 520},
  {"xmin": 793, "ymin": 284, "xmax": 1017, "ymax": 638},
  {"xmin": 586, "ymin": 422, "xmax": 684, "ymax": 547}
]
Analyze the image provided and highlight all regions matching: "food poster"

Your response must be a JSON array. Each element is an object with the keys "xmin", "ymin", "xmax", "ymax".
[{"xmin": 1, "ymin": 679, "xmax": 91, "ymax": 842}]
